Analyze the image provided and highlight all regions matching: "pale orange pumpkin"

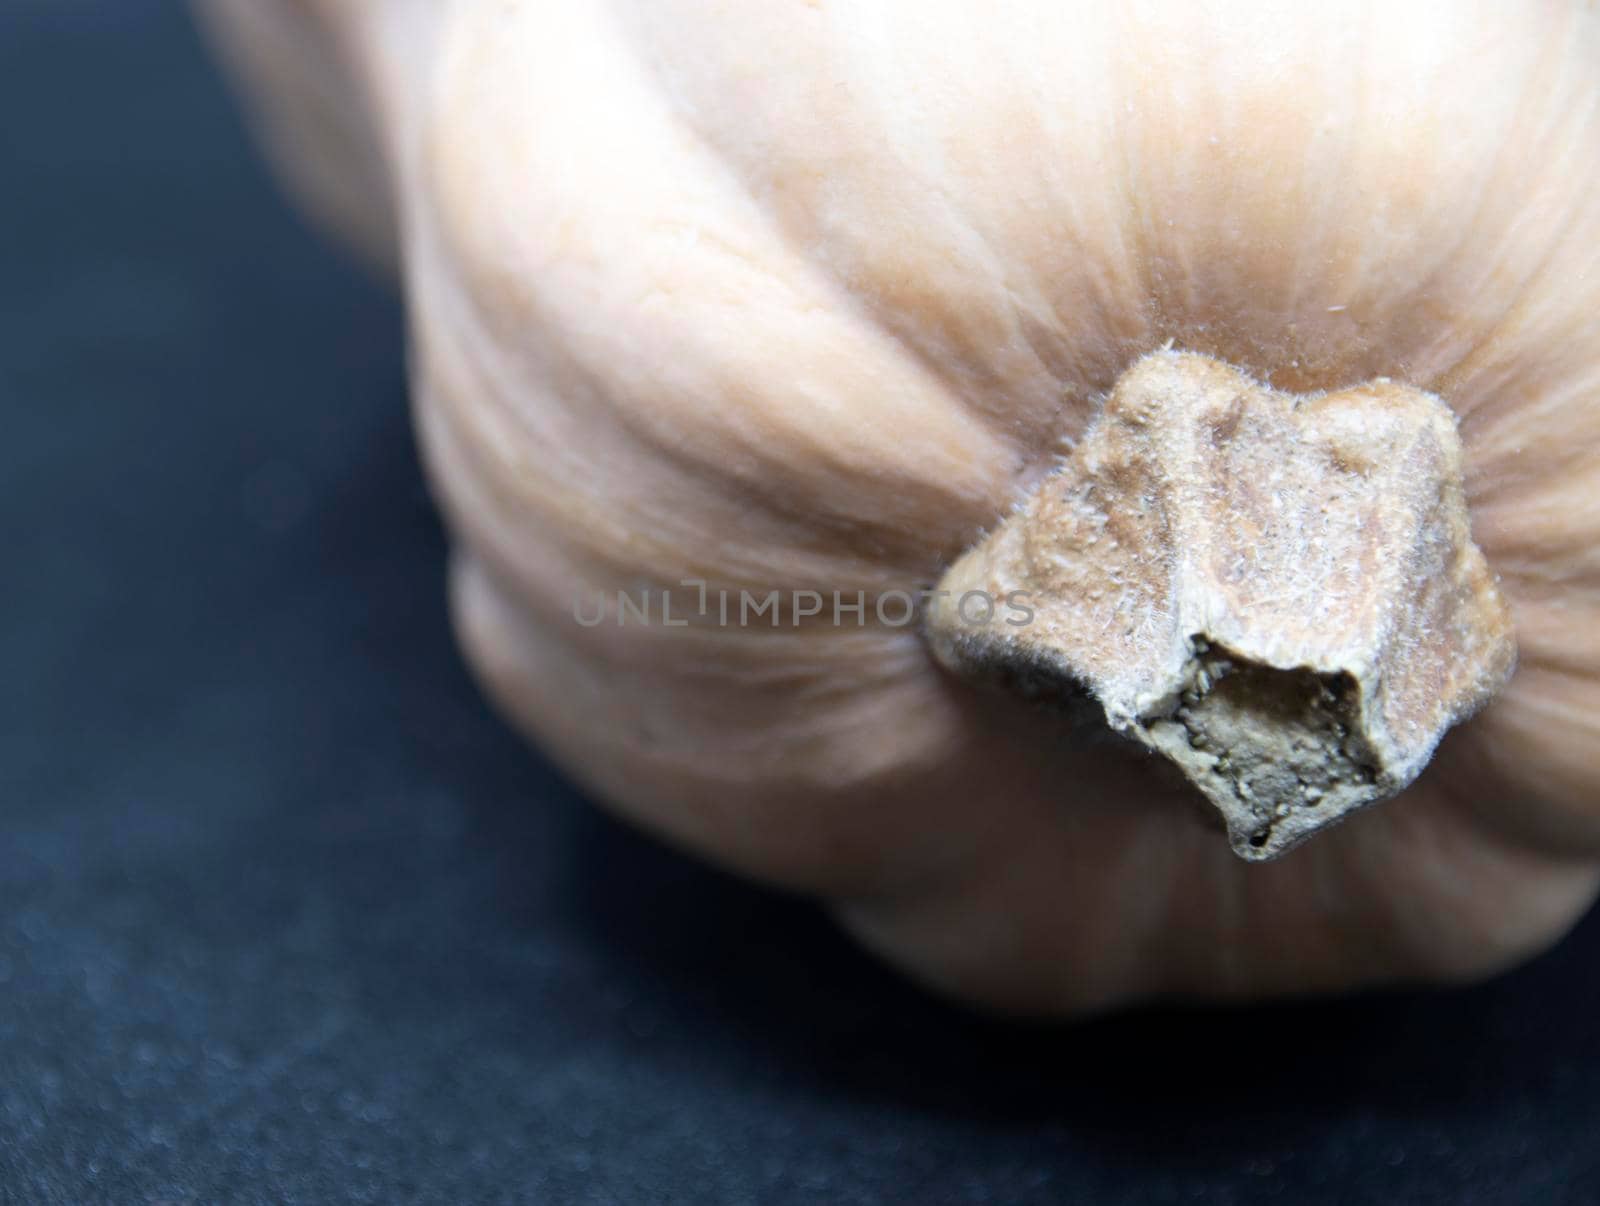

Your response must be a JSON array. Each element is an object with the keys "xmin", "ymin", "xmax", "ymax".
[{"xmin": 198, "ymin": 0, "xmax": 1600, "ymax": 1014}]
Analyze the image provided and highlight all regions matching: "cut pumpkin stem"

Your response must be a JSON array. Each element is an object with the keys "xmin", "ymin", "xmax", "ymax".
[{"xmin": 924, "ymin": 350, "xmax": 1517, "ymax": 860}]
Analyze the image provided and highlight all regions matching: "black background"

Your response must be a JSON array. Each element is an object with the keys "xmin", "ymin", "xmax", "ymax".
[{"xmin": 2, "ymin": 6, "xmax": 1598, "ymax": 1204}]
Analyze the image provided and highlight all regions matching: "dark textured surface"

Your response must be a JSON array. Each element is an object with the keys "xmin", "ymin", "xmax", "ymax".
[{"xmin": 2, "ymin": 6, "xmax": 1599, "ymax": 1204}]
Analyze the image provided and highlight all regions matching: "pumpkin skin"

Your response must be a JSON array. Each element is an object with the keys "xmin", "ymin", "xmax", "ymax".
[{"xmin": 200, "ymin": 0, "xmax": 1600, "ymax": 1014}]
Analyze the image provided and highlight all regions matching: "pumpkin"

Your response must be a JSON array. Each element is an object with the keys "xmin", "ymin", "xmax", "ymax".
[{"xmin": 197, "ymin": 0, "xmax": 1600, "ymax": 1015}]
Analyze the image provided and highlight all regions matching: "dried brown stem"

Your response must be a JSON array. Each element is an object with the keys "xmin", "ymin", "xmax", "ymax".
[{"xmin": 925, "ymin": 351, "xmax": 1516, "ymax": 860}]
